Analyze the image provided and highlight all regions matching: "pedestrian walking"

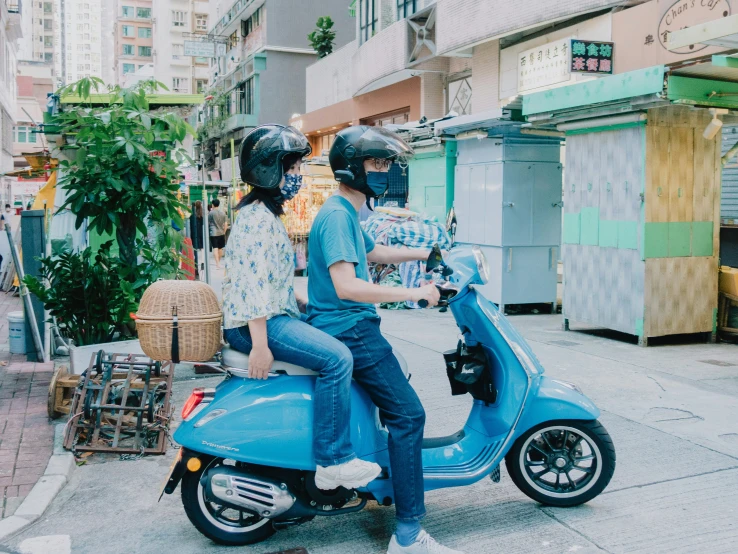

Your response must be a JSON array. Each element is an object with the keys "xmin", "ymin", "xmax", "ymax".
[{"xmin": 208, "ymin": 198, "xmax": 228, "ymax": 269}]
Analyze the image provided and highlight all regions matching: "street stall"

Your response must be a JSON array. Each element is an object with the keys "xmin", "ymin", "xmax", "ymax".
[
  {"xmin": 522, "ymin": 61, "xmax": 738, "ymax": 345},
  {"xmin": 435, "ymin": 111, "xmax": 564, "ymax": 313},
  {"xmin": 283, "ymin": 157, "xmax": 340, "ymax": 274}
]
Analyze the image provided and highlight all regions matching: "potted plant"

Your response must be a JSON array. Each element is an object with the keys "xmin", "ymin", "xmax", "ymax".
[{"xmin": 25, "ymin": 78, "xmax": 195, "ymax": 371}]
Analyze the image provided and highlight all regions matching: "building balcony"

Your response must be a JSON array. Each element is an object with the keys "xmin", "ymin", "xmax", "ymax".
[
  {"xmin": 306, "ymin": 40, "xmax": 357, "ymax": 113},
  {"xmin": 223, "ymin": 113, "xmax": 257, "ymax": 134},
  {"xmin": 211, "ymin": 0, "xmax": 264, "ymax": 38},
  {"xmin": 310, "ymin": 4, "xmax": 444, "ymax": 99}
]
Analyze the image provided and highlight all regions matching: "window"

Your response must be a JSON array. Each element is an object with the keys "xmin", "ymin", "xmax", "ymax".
[
  {"xmin": 44, "ymin": 52, "xmax": 52, "ymax": 64},
  {"xmin": 122, "ymin": 6, "xmax": 134, "ymax": 18},
  {"xmin": 172, "ymin": 77, "xmax": 189, "ymax": 93},
  {"xmin": 172, "ymin": 44, "xmax": 184, "ymax": 58},
  {"xmin": 44, "ymin": 35, "xmax": 52, "ymax": 47},
  {"xmin": 84, "ymin": 13, "xmax": 89, "ymax": 20},
  {"xmin": 122, "ymin": 25, "xmax": 134, "ymax": 37},
  {"xmin": 77, "ymin": 64, "xmax": 84, "ymax": 71},
  {"xmin": 15, "ymin": 126, "xmax": 37, "ymax": 144},
  {"xmin": 172, "ymin": 11, "xmax": 187, "ymax": 27},
  {"xmin": 195, "ymin": 13, "xmax": 208, "ymax": 32},
  {"xmin": 136, "ymin": 7, "xmax": 151, "ymax": 19},
  {"xmin": 122, "ymin": 44, "xmax": 134, "ymax": 55},
  {"xmin": 76, "ymin": 44, "xmax": 83, "ymax": 51},
  {"xmin": 122, "ymin": 63, "xmax": 135, "ymax": 74},
  {"xmin": 44, "ymin": 19, "xmax": 52, "ymax": 30},
  {"xmin": 242, "ymin": 7, "xmax": 261, "ymax": 37},
  {"xmin": 138, "ymin": 27, "xmax": 151, "ymax": 38},
  {"xmin": 85, "ymin": 64, "xmax": 90, "ymax": 70},
  {"xmin": 359, "ymin": 0, "xmax": 378, "ymax": 43},
  {"xmin": 196, "ymin": 79, "xmax": 207, "ymax": 94},
  {"xmin": 139, "ymin": 46, "xmax": 152, "ymax": 57},
  {"xmin": 138, "ymin": 64, "xmax": 144, "ymax": 69},
  {"xmin": 77, "ymin": 24, "xmax": 83, "ymax": 31},
  {"xmin": 195, "ymin": 56, "xmax": 208, "ymax": 64},
  {"xmin": 85, "ymin": 54, "xmax": 90, "ymax": 60},
  {"xmin": 242, "ymin": 77, "xmax": 254, "ymax": 114},
  {"xmin": 228, "ymin": 31, "xmax": 238, "ymax": 50},
  {"xmin": 43, "ymin": 2, "xmax": 51, "ymax": 13},
  {"xmin": 397, "ymin": 0, "xmax": 417, "ymax": 18}
]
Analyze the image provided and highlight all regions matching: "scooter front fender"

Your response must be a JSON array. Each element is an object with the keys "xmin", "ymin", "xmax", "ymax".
[
  {"xmin": 173, "ymin": 375, "xmax": 385, "ymax": 470},
  {"xmin": 514, "ymin": 376, "xmax": 600, "ymax": 439}
]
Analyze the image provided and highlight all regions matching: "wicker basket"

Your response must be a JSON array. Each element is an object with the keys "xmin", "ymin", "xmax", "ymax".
[{"xmin": 136, "ymin": 280, "xmax": 222, "ymax": 362}]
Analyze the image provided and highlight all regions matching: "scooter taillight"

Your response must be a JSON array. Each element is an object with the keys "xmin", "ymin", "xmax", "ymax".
[{"xmin": 181, "ymin": 388, "xmax": 215, "ymax": 420}]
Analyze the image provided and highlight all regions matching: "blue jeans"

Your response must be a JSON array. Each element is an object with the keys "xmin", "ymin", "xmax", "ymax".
[
  {"xmin": 335, "ymin": 318, "xmax": 426, "ymax": 523},
  {"xmin": 224, "ymin": 315, "xmax": 356, "ymax": 467}
]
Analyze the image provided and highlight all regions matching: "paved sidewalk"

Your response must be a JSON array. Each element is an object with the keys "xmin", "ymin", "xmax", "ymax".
[{"xmin": 0, "ymin": 291, "xmax": 56, "ymax": 520}]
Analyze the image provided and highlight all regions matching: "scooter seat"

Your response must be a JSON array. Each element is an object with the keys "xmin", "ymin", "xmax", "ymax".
[{"xmin": 221, "ymin": 345, "xmax": 410, "ymax": 378}]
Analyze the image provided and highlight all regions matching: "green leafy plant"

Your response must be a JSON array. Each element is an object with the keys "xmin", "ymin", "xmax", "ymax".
[
  {"xmin": 196, "ymin": 90, "xmax": 229, "ymax": 144},
  {"xmin": 308, "ymin": 16, "xmax": 336, "ymax": 59},
  {"xmin": 24, "ymin": 243, "xmax": 136, "ymax": 346},
  {"xmin": 30, "ymin": 77, "xmax": 195, "ymax": 345},
  {"xmin": 55, "ymin": 77, "xmax": 193, "ymax": 272}
]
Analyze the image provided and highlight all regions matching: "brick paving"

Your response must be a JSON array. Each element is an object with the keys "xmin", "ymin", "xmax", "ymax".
[{"xmin": 0, "ymin": 290, "xmax": 56, "ymax": 519}]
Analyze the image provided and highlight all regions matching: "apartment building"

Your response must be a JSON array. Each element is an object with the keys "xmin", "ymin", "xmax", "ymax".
[
  {"xmin": 114, "ymin": 0, "xmax": 153, "ymax": 84},
  {"xmin": 18, "ymin": 0, "xmax": 55, "ymax": 64},
  {"xmin": 149, "ymin": 0, "xmax": 209, "ymax": 94},
  {"xmin": 55, "ymin": 0, "xmax": 103, "ymax": 86},
  {"xmin": 200, "ymin": 0, "xmax": 354, "ymax": 175},
  {"xmin": 1, "ymin": 0, "xmax": 22, "ymax": 179}
]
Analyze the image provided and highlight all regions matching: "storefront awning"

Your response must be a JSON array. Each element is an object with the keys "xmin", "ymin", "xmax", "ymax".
[{"xmin": 522, "ymin": 66, "xmax": 667, "ymax": 119}]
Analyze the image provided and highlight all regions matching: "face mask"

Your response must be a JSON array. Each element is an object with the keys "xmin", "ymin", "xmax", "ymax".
[
  {"xmin": 366, "ymin": 171, "xmax": 389, "ymax": 197},
  {"xmin": 280, "ymin": 173, "xmax": 302, "ymax": 202}
]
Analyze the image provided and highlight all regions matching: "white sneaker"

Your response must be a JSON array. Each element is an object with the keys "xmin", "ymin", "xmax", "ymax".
[
  {"xmin": 387, "ymin": 530, "xmax": 465, "ymax": 554},
  {"xmin": 314, "ymin": 458, "xmax": 382, "ymax": 490}
]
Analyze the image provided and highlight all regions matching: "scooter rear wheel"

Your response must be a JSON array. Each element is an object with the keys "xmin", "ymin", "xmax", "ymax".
[
  {"xmin": 505, "ymin": 419, "xmax": 615, "ymax": 507},
  {"xmin": 181, "ymin": 457, "xmax": 276, "ymax": 546}
]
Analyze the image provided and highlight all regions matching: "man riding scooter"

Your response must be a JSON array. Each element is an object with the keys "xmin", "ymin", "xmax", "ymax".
[{"xmin": 307, "ymin": 126, "xmax": 462, "ymax": 554}]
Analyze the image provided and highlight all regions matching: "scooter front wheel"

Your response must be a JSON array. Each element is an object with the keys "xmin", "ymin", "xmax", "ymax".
[
  {"xmin": 505, "ymin": 419, "xmax": 615, "ymax": 507},
  {"xmin": 181, "ymin": 457, "xmax": 276, "ymax": 546}
]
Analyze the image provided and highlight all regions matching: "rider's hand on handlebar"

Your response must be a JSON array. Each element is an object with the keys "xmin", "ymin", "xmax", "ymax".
[
  {"xmin": 248, "ymin": 345, "xmax": 273, "ymax": 380},
  {"xmin": 411, "ymin": 283, "xmax": 441, "ymax": 308}
]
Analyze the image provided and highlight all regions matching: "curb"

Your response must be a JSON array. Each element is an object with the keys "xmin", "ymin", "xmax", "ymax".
[{"xmin": 0, "ymin": 424, "xmax": 75, "ymax": 542}]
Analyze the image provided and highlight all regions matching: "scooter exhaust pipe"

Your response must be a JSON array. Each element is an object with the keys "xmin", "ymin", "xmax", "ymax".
[{"xmin": 203, "ymin": 466, "xmax": 296, "ymax": 518}]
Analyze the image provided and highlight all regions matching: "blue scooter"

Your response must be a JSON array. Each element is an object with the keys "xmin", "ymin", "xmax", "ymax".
[{"xmin": 161, "ymin": 245, "xmax": 616, "ymax": 546}]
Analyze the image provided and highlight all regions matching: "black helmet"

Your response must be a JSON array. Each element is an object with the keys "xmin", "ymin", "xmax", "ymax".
[
  {"xmin": 329, "ymin": 126, "xmax": 413, "ymax": 197},
  {"xmin": 239, "ymin": 124, "xmax": 311, "ymax": 189}
]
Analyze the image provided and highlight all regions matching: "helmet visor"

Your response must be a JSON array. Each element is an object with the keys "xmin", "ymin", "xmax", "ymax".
[
  {"xmin": 275, "ymin": 126, "xmax": 312, "ymax": 155},
  {"xmin": 352, "ymin": 126, "xmax": 414, "ymax": 163}
]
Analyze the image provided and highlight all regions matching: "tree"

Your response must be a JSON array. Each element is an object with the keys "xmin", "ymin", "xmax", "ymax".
[{"xmin": 308, "ymin": 16, "xmax": 336, "ymax": 59}]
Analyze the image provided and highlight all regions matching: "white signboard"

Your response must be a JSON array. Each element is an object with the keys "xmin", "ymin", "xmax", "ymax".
[
  {"xmin": 517, "ymin": 38, "xmax": 572, "ymax": 94},
  {"xmin": 184, "ymin": 40, "xmax": 216, "ymax": 58}
]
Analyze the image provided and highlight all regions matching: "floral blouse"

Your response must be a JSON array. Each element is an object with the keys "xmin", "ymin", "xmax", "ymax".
[{"xmin": 222, "ymin": 202, "xmax": 300, "ymax": 329}]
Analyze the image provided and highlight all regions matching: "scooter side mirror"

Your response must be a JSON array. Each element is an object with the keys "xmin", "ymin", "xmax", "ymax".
[{"xmin": 426, "ymin": 244, "xmax": 444, "ymax": 273}]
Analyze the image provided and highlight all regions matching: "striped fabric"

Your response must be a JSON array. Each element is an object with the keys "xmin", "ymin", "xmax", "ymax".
[{"xmin": 362, "ymin": 213, "xmax": 451, "ymax": 308}]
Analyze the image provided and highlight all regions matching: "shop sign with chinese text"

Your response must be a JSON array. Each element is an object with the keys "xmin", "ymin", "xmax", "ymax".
[
  {"xmin": 570, "ymin": 40, "xmax": 614, "ymax": 74},
  {"xmin": 517, "ymin": 38, "xmax": 572, "ymax": 94}
]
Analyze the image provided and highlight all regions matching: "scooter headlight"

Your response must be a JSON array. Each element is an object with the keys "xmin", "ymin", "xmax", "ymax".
[{"xmin": 472, "ymin": 246, "xmax": 490, "ymax": 285}]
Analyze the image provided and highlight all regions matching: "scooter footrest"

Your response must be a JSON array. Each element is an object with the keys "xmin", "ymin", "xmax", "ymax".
[{"xmin": 490, "ymin": 465, "xmax": 501, "ymax": 483}]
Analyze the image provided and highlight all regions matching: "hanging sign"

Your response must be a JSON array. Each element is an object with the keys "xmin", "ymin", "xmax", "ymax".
[
  {"xmin": 569, "ymin": 40, "xmax": 614, "ymax": 74},
  {"xmin": 517, "ymin": 38, "xmax": 572, "ymax": 94},
  {"xmin": 184, "ymin": 41, "xmax": 216, "ymax": 58}
]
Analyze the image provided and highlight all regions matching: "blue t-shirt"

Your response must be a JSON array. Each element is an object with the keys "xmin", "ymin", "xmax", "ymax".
[{"xmin": 307, "ymin": 195, "xmax": 378, "ymax": 336}]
